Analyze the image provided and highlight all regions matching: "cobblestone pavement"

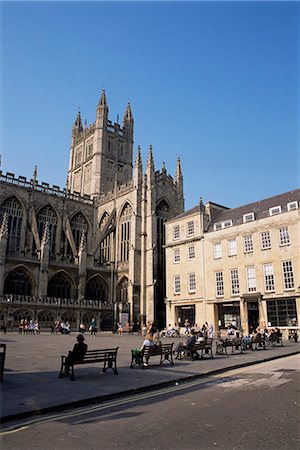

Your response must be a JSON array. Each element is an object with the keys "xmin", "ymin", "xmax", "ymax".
[{"xmin": 1, "ymin": 332, "xmax": 299, "ymax": 422}]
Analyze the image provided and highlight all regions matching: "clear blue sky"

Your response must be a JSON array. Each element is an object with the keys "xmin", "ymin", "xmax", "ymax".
[{"xmin": 1, "ymin": 1, "xmax": 299, "ymax": 211}]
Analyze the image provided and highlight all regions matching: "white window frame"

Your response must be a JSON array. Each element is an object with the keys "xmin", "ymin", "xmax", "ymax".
[
  {"xmin": 230, "ymin": 269, "xmax": 240, "ymax": 295},
  {"xmin": 214, "ymin": 222, "xmax": 222, "ymax": 231},
  {"xmin": 214, "ymin": 242, "xmax": 222, "ymax": 259},
  {"xmin": 223, "ymin": 220, "xmax": 233, "ymax": 228},
  {"xmin": 263, "ymin": 263, "xmax": 275, "ymax": 292},
  {"xmin": 243, "ymin": 212, "xmax": 255, "ymax": 223},
  {"xmin": 269, "ymin": 206, "xmax": 282, "ymax": 216},
  {"xmin": 173, "ymin": 248, "xmax": 180, "ymax": 263},
  {"xmin": 282, "ymin": 260, "xmax": 294, "ymax": 290},
  {"xmin": 173, "ymin": 275, "xmax": 181, "ymax": 294},
  {"xmin": 188, "ymin": 273, "xmax": 196, "ymax": 293},
  {"xmin": 187, "ymin": 220, "xmax": 195, "ymax": 236},
  {"xmin": 246, "ymin": 266, "xmax": 256, "ymax": 292},
  {"xmin": 173, "ymin": 225, "xmax": 180, "ymax": 240},
  {"xmin": 215, "ymin": 271, "xmax": 224, "ymax": 297},
  {"xmin": 244, "ymin": 235, "xmax": 253, "ymax": 253},
  {"xmin": 279, "ymin": 227, "xmax": 290, "ymax": 246},
  {"xmin": 228, "ymin": 239, "xmax": 237, "ymax": 256},
  {"xmin": 188, "ymin": 245, "xmax": 195, "ymax": 260},
  {"xmin": 213, "ymin": 220, "xmax": 233, "ymax": 231},
  {"xmin": 261, "ymin": 231, "xmax": 271, "ymax": 250},
  {"xmin": 287, "ymin": 201, "xmax": 298, "ymax": 211}
]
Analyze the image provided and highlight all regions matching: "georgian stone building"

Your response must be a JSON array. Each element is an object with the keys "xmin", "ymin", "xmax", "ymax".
[
  {"xmin": 0, "ymin": 91, "xmax": 184, "ymax": 331},
  {"xmin": 165, "ymin": 189, "xmax": 300, "ymax": 335}
]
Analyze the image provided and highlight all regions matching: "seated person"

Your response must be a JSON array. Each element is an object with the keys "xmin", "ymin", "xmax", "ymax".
[
  {"xmin": 174, "ymin": 330, "xmax": 197, "ymax": 359},
  {"xmin": 140, "ymin": 333, "xmax": 158, "ymax": 366},
  {"xmin": 167, "ymin": 323, "xmax": 180, "ymax": 338},
  {"xmin": 159, "ymin": 324, "xmax": 172, "ymax": 338},
  {"xmin": 116, "ymin": 322, "xmax": 123, "ymax": 335},
  {"xmin": 64, "ymin": 334, "xmax": 88, "ymax": 376},
  {"xmin": 226, "ymin": 326, "xmax": 236, "ymax": 336},
  {"xmin": 196, "ymin": 331, "xmax": 205, "ymax": 342},
  {"xmin": 269, "ymin": 327, "xmax": 282, "ymax": 341}
]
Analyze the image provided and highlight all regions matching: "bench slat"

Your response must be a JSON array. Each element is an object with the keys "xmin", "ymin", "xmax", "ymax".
[{"xmin": 59, "ymin": 347, "xmax": 119, "ymax": 380}]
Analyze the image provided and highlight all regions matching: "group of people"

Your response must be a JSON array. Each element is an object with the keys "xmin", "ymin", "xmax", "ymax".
[
  {"xmin": 183, "ymin": 319, "xmax": 214, "ymax": 338},
  {"xmin": 51, "ymin": 318, "xmax": 98, "ymax": 336},
  {"xmin": 19, "ymin": 319, "xmax": 40, "ymax": 334},
  {"xmin": 52, "ymin": 320, "xmax": 71, "ymax": 334},
  {"xmin": 159, "ymin": 323, "xmax": 180, "ymax": 338}
]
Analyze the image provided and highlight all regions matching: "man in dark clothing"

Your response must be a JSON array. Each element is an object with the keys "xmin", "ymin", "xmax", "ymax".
[
  {"xmin": 64, "ymin": 334, "xmax": 88, "ymax": 376},
  {"xmin": 174, "ymin": 330, "xmax": 196, "ymax": 359}
]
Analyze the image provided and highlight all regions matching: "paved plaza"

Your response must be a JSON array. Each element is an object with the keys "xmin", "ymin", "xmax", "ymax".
[{"xmin": 0, "ymin": 332, "xmax": 299, "ymax": 423}]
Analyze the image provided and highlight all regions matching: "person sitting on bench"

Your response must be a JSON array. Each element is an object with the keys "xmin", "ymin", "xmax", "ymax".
[
  {"xmin": 64, "ymin": 334, "xmax": 88, "ymax": 376},
  {"xmin": 174, "ymin": 330, "xmax": 196, "ymax": 359}
]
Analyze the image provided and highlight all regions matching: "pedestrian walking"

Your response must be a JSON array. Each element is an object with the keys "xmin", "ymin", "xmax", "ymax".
[{"xmin": 89, "ymin": 318, "xmax": 97, "ymax": 337}]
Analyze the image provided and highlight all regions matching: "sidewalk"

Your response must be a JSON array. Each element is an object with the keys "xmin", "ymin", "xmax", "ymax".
[{"xmin": 1, "ymin": 332, "xmax": 299, "ymax": 423}]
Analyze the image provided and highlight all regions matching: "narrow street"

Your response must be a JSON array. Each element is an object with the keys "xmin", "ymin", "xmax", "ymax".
[{"xmin": 1, "ymin": 355, "xmax": 299, "ymax": 450}]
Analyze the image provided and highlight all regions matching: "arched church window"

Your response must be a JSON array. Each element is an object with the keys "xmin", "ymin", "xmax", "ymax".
[
  {"xmin": 47, "ymin": 273, "xmax": 71, "ymax": 299},
  {"xmin": 99, "ymin": 212, "xmax": 111, "ymax": 263},
  {"xmin": 86, "ymin": 277, "xmax": 107, "ymax": 301},
  {"xmin": 36, "ymin": 205, "xmax": 57, "ymax": 257},
  {"xmin": 70, "ymin": 213, "xmax": 88, "ymax": 251},
  {"xmin": 156, "ymin": 200, "xmax": 171, "ymax": 252},
  {"xmin": 4, "ymin": 269, "xmax": 32, "ymax": 296},
  {"xmin": 119, "ymin": 203, "xmax": 132, "ymax": 262},
  {"xmin": 0, "ymin": 196, "xmax": 23, "ymax": 255},
  {"xmin": 117, "ymin": 278, "xmax": 128, "ymax": 304}
]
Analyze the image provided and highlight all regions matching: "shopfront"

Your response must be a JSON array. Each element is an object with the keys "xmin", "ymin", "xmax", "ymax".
[
  {"xmin": 217, "ymin": 301, "xmax": 241, "ymax": 331},
  {"xmin": 266, "ymin": 297, "xmax": 298, "ymax": 327},
  {"xmin": 176, "ymin": 305, "xmax": 195, "ymax": 328}
]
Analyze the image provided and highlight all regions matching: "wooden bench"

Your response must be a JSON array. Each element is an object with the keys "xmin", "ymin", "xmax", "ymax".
[
  {"xmin": 122, "ymin": 325, "xmax": 134, "ymax": 334},
  {"xmin": 179, "ymin": 339, "xmax": 214, "ymax": 360},
  {"xmin": 216, "ymin": 338, "xmax": 243, "ymax": 356},
  {"xmin": 251, "ymin": 335, "xmax": 266, "ymax": 350},
  {"xmin": 0, "ymin": 343, "xmax": 6, "ymax": 382},
  {"xmin": 59, "ymin": 347, "xmax": 119, "ymax": 381},
  {"xmin": 130, "ymin": 343, "xmax": 174, "ymax": 369},
  {"xmin": 268, "ymin": 332, "xmax": 283, "ymax": 347}
]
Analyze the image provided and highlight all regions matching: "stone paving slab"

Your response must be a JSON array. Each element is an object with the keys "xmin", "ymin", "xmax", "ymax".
[{"xmin": 1, "ymin": 332, "xmax": 299, "ymax": 423}]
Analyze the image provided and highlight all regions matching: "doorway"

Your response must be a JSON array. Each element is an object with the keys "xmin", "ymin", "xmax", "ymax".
[{"xmin": 247, "ymin": 302, "xmax": 259, "ymax": 333}]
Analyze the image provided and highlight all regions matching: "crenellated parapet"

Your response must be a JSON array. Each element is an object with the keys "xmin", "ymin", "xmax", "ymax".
[{"xmin": 0, "ymin": 171, "xmax": 94, "ymax": 205}]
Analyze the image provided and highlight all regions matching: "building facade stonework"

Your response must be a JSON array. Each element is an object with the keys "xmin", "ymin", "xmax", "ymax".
[
  {"xmin": 165, "ymin": 190, "xmax": 300, "ymax": 336},
  {"xmin": 0, "ymin": 91, "xmax": 184, "ymax": 331}
]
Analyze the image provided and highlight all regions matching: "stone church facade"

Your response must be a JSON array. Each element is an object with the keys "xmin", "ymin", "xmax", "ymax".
[{"xmin": 0, "ymin": 91, "xmax": 184, "ymax": 331}]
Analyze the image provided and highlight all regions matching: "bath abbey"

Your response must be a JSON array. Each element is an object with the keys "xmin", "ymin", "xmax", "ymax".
[{"xmin": 0, "ymin": 90, "xmax": 184, "ymax": 331}]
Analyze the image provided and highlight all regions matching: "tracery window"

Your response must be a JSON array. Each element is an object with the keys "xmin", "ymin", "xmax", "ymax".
[
  {"xmin": 119, "ymin": 203, "xmax": 132, "ymax": 262},
  {"xmin": 99, "ymin": 212, "xmax": 111, "ymax": 263},
  {"xmin": 4, "ymin": 269, "xmax": 32, "ymax": 296},
  {"xmin": 47, "ymin": 273, "xmax": 71, "ymax": 299},
  {"xmin": 36, "ymin": 205, "xmax": 57, "ymax": 257},
  {"xmin": 0, "ymin": 196, "xmax": 23, "ymax": 254},
  {"xmin": 70, "ymin": 213, "xmax": 88, "ymax": 251},
  {"xmin": 117, "ymin": 278, "xmax": 128, "ymax": 304},
  {"xmin": 86, "ymin": 277, "xmax": 107, "ymax": 301}
]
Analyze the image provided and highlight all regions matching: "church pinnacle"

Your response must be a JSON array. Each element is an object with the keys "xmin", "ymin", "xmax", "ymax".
[
  {"xmin": 98, "ymin": 89, "xmax": 108, "ymax": 108},
  {"xmin": 72, "ymin": 110, "xmax": 83, "ymax": 135},
  {"xmin": 96, "ymin": 89, "xmax": 108, "ymax": 127},
  {"xmin": 146, "ymin": 145, "xmax": 154, "ymax": 168},
  {"xmin": 123, "ymin": 102, "xmax": 133, "ymax": 125}
]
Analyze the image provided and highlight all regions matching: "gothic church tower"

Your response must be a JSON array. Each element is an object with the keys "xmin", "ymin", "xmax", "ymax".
[{"xmin": 68, "ymin": 90, "xmax": 134, "ymax": 197}]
